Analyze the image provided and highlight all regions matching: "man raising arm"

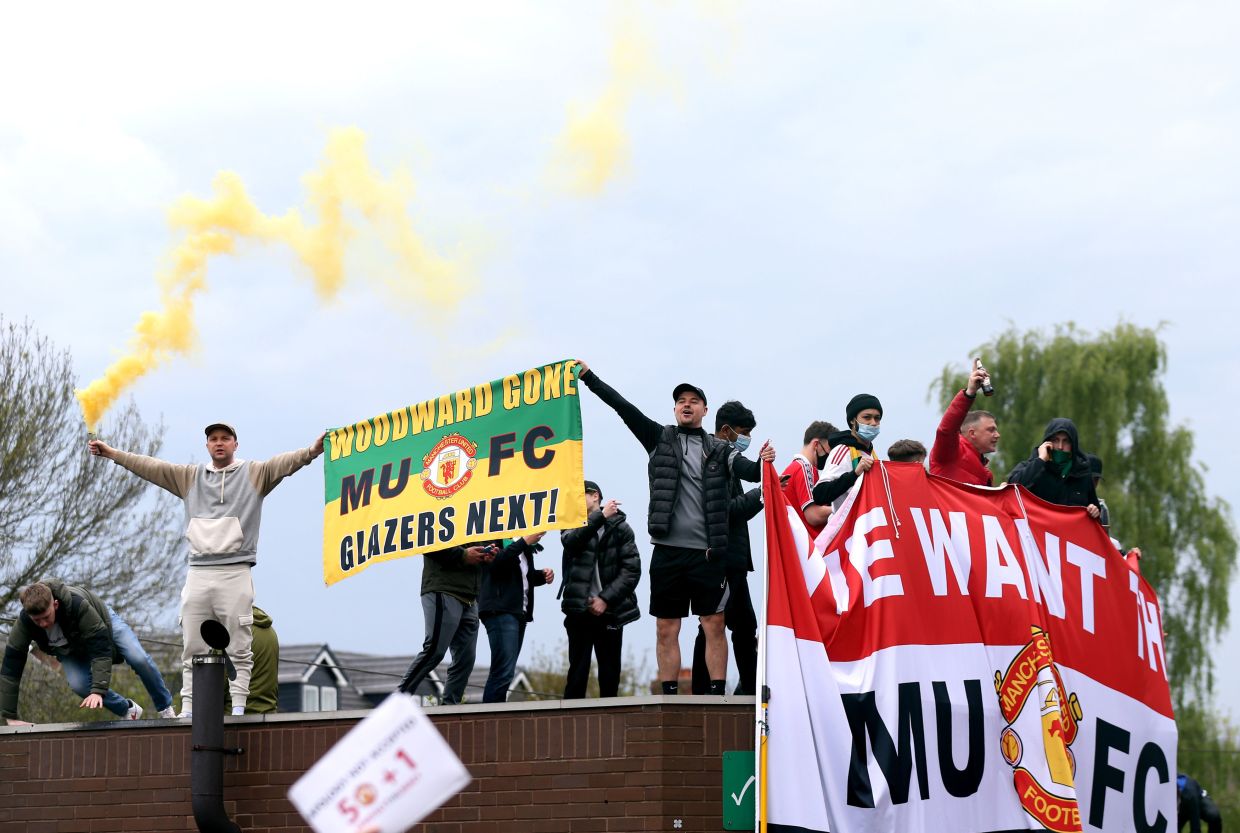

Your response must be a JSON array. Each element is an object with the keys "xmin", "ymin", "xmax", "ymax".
[
  {"xmin": 929, "ymin": 360, "xmax": 1000, "ymax": 486},
  {"xmin": 576, "ymin": 361, "xmax": 774, "ymax": 695},
  {"xmin": 90, "ymin": 422, "xmax": 323, "ymax": 716}
]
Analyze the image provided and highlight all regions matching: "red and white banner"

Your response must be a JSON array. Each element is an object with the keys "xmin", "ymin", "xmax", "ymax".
[{"xmin": 761, "ymin": 461, "xmax": 1175, "ymax": 833}]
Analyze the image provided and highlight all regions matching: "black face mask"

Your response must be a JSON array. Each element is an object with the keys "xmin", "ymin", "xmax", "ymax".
[{"xmin": 815, "ymin": 442, "xmax": 828, "ymax": 471}]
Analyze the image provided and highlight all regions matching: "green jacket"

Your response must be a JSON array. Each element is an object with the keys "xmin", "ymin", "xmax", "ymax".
[
  {"xmin": 2, "ymin": 581, "xmax": 117, "ymax": 720},
  {"xmin": 246, "ymin": 606, "xmax": 279, "ymax": 714},
  {"xmin": 420, "ymin": 544, "xmax": 488, "ymax": 604}
]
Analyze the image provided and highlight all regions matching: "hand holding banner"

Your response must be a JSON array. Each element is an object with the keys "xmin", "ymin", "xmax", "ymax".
[
  {"xmin": 762, "ymin": 461, "xmax": 1176, "ymax": 833},
  {"xmin": 322, "ymin": 360, "xmax": 585, "ymax": 585}
]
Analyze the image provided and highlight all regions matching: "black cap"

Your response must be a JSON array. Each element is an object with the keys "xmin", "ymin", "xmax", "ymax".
[
  {"xmin": 846, "ymin": 394, "xmax": 882, "ymax": 425},
  {"xmin": 204, "ymin": 422, "xmax": 237, "ymax": 439},
  {"xmin": 584, "ymin": 480, "xmax": 602, "ymax": 498},
  {"xmin": 672, "ymin": 383, "xmax": 707, "ymax": 405},
  {"xmin": 1087, "ymin": 453, "xmax": 1103, "ymax": 478}
]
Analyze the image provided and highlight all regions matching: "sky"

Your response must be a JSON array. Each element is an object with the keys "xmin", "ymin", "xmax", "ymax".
[{"xmin": 2, "ymin": 1, "xmax": 1238, "ymax": 714}]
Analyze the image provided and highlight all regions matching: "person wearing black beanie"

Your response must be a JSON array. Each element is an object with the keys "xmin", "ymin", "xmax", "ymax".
[
  {"xmin": 811, "ymin": 393, "xmax": 884, "ymax": 512},
  {"xmin": 846, "ymin": 393, "xmax": 882, "ymax": 426}
]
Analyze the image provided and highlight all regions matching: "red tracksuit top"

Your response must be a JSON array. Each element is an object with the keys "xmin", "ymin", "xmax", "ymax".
[{"xmin": 929, "ymin": 389, "xmax": 994, "ymax": 487}]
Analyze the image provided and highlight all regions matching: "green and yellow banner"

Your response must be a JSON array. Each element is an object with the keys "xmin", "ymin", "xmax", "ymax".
[{"xmin": 322, "ymin": 359, "xmax": 585, "ymax": 585}]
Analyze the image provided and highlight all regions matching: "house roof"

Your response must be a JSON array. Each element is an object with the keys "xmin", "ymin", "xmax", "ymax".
[
  {"xmin": 276, "ymin": 644, "xmax": 352, "ymax": 688},
  {"xmin": 331, "ymin": 649, "xmax": 416, "ymax": 694},
  {"xmin": 278, "ymin": 643, "xmax": 539, "ymax": 702}
]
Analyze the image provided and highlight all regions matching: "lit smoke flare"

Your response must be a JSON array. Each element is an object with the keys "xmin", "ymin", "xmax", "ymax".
[{"xmin": 76, "ymin": 127, "xmax": 467, "ymax": 430}]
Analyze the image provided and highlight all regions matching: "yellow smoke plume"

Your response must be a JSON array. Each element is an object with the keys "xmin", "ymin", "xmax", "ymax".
[
  {"xmin": 694, "ymin": 0, "xmax": 742, "ymax": 73},
  {"xmin": 76, "ymin": 127, "xmax": 468, "ymax": 430},
  {"xmin": 552, "ymin": 15, "xmax": 661, "ymax": 195}
]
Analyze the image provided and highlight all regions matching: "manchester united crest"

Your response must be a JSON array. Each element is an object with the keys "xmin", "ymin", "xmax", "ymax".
[
  {"xmin": 994, "ymin": 626, "xmax": 1085, "ymax": 833},
  {"xmin": 420, "ymin": 433, "xmax": 478, "ymax": 499},
  {"xmin": 354, "ymin": 782, "xmax": 377, "ymax": 806}
]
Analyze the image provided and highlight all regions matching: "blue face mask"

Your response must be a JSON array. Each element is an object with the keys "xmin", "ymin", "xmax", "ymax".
[
  {"xmin": 856, "ymin": 423, "xmax": 880, "ymax": 443},
  {"xmin": 730, "ymin": 431, "xmax": 752, "ymax": 453}
]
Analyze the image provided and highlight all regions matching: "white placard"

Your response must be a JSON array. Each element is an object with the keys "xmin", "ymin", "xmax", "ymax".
[{"xmin": 288, "ymin": 693, "xmax": 471, "ymax": 833}]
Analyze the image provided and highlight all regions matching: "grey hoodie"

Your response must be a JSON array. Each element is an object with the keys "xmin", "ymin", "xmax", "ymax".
[{"xmin": 111, "ymin": 447, "xmax": 315, "ymax": 566}]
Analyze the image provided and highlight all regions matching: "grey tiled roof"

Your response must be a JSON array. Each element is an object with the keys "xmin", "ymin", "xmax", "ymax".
[{"xmin": 277, "ymin": 643, "xmax": 538, "ymax": 703}]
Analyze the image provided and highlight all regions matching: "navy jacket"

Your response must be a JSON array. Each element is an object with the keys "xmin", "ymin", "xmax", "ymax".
[{"xmin": 478, "ymin": 539, "xmax": 548, "ymax": 622}]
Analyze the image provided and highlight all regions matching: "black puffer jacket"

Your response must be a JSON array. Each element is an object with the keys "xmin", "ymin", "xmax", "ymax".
[
  {"xmin": 1007, "ymin": 418, "xmax": 1099, "ymax": 509},
  {"xmin": 648, "ymin": 425, "xmax": 736, "ymax": 551},
  {"xmin": 580, "ymin": 370, "xmax": 760, "ymax": 554},
  {"xmin": 559, "ymin": 509, "xmax": 642, "ymax": 626}
]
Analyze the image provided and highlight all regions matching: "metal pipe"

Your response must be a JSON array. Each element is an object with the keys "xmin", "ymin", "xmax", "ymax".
[{"xmin": 191, "ymin": 654, "xmax": 243, "ymax": 833}]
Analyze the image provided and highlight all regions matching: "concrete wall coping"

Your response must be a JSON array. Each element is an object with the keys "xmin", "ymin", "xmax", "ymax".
[{"xmin": 0, "ymin": 693, "xmax": 758, "ymax": 736}]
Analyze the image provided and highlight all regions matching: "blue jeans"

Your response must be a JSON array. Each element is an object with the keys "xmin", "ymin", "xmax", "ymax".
[
  {"xmin": 481, "ymin": 613, "xmax": 526, "ymax": 703},
  {"xmin": 60, "ymin": 609, "xmax": 174, "ymax": 716}
]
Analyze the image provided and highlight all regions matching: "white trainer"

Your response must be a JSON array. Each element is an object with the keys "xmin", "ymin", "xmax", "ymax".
[
  {"xmin": 125, "ymin": 700, "xmax": 144, "ymax": 720},
  {"xmin": 231, "ymin": 706, "xmax": 245, "ymax": 716},
  {"xmin": 157, "ymin": 707, "xmax": 177, "ymax": 719}
]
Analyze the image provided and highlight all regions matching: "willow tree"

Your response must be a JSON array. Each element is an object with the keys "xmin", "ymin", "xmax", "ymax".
[
  {"xmin": 935, "ymin": 323, "xmax": 1239, "ymax": 816},
  {"xmin": 935, "ymin": 322, "xmax": 1236, "ymax": 704}
]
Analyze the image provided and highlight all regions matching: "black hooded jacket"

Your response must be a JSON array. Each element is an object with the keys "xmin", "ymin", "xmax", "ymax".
[
  {"xmin": 727, "ymin": 477, "xmax": 763, "ymax": 573},
  {"xmin": 1007, "ymin": 418, "xmax": 1099, "ymax": 509}
]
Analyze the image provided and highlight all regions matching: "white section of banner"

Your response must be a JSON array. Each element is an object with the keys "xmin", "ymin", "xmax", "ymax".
[
  {"xmin": 765, "ymin": 630, "xmax": 1176, "ymax": 833},
  {"xmin": 766, "ymin": 626, "xmax": 834, "ymax": 833},
  {"xmin": 1052, "ymin": 670, "xmax": 1177, "ymax": 831}
]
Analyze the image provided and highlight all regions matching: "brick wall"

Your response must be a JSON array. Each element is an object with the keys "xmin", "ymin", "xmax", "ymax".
[{"xmin": 0, "ymin": 696, "xmax": 756, "ymax": 833}]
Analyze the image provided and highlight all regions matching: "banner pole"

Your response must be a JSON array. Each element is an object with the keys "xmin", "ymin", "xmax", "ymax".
[{"xmin": 756, "ymin": 463, "xmax": 771, "ymax": 832}]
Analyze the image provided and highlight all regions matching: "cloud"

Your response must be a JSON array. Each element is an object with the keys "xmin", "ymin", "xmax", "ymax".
[{"xmin": 0, "ymin": 117, "xmax": 175, "ymax": 252}]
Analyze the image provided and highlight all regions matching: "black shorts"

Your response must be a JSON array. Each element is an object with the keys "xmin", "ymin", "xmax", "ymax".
[{"xmin": 648, "ymin": 544, "xmax": 730, "ymax": 619}]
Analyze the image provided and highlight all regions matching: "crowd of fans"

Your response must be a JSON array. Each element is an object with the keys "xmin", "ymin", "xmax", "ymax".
[
  {"xmin": 2, "ymin": 355, "xmax": 1220, "ymax": 828},
  {"xmin": 392, "ymin": 356, "xmax": 1143, "ymax": 702},
  {"xmin": 4, "ymin": 357, "xmax": 1143, "ymax": 721}
]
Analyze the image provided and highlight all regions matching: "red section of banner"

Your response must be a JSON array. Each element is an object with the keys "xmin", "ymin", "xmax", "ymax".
[
  {"xmin": 1013, "ymin": 767, "xmax": 1083, "ymax": 832},
  {"xmin": 771, "ymin": 460, "xmax": 1172, "ymax": 719},
  {"xmin": 761, "ymin": 461, "xmax": 1176, "ymax": 832},
  {"xmin": 764, "ymin": 466, "xmax": 821, "ymax": 639}
]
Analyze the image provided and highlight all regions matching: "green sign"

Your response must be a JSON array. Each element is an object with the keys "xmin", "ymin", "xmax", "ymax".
[{"xmin": 722, "ymin": 750, "xmax": 756, "ymax": 830}]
